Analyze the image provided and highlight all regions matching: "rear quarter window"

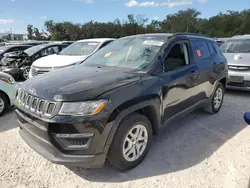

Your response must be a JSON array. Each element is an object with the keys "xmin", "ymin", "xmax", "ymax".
[
  {"xmin": 211, "ymin": 41, "xmax": 222, "ymax": 54},
  {"xmin": 190, "ymin": 40, "xmax": 210, "ymax": 59},
  {"xmin": 207, "ymin": 42, "xmax": 216, "ymax": 56}
]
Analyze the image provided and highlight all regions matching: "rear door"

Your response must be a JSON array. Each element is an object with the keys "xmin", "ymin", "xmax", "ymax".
[
  {"xmin": 159, "ymin": 39, "xmax": 200, "ymax": 122},
  {"xmin": 190, "ymin": 39, "xmax": 215, "ymax": 100}
]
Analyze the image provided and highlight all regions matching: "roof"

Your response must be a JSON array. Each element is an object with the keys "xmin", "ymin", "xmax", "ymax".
[
  {"xmin": 30, "ymin": 43, "xmax": 67, "ymax": 49},
  {"xmin": 76, "ymin": 38, "xmax": 116, "ymax": 43},
  {"xmin": 231, "ymin": 34, "xmax": 250, "ymax": 39},
  {"xmin": 0, "ymin": 44, "xmax": 32, "ymax": 50},
  {"xmin": 122, "ymin": 33, "xmax": 213, "ymax": 41},
  {"xmin": 122, "ymin": 33, "xmax": 172, "ymax": 40}
]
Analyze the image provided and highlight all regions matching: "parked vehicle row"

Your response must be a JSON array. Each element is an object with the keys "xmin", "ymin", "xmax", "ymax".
[
  {"xmin": 0, "ymin": 37, "xmax": 224, "ymax": 82},
  {"xmin": 14, "ymin": 33, "xmax": 228, "ymax": 170},
  {"xmin": 29, "ymin": 38, "xmax": 115, "ymax": 78},
  {"xmin": 0, "ymin": 43, "xmax": 69, "ymax": 80}
]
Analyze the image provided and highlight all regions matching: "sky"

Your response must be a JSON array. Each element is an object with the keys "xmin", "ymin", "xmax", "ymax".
[{"xmin": 0, "ymin": 0, "xmax": 249, "ymax": 34}]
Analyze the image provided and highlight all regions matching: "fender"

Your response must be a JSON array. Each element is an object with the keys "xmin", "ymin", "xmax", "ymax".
[{"xmin": 105, "ymin": 99, "xmax": 161, "ymax": 147}]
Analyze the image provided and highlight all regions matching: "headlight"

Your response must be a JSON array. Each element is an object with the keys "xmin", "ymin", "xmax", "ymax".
[
  {"xmin": 0, "ymin": 76, "xmax": 15, "ymax": 84},
  {"xmin": 59, "ymin": 99, "xmax": 108, "ymax": 116}
]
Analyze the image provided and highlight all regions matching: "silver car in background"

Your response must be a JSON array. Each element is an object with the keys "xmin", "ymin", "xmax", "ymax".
[{"xmin": 221, "ymin": 35, "xmax": 250, "ymax": 90}]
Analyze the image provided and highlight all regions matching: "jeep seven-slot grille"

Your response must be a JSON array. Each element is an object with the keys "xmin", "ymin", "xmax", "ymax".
[{"xmin": 16, "ymin": 89, "xmax": 57, "ymax": 117}]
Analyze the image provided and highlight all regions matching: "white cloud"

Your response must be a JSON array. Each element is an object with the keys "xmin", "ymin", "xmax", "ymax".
[
  {"xmin": 153, "ymin": 16, "xmax": 159, "ymax": 20},
  {"xmin": 197, "ymin": 0, "xmax": 208, "ymax": 3},
  {"xmin": 40, "ymin": 16, "xmax": 47, "ymax": 19},
  {"xmin": 0, "ymin": 19, "xmax": 15, "ymax": 24},
  {"xmin": 125, "ymin": 0, "xmax": 192, "ymax": 8},
  {"xmin": 11, "ymin": 0, "xmax": 15, "ymax": 2}
]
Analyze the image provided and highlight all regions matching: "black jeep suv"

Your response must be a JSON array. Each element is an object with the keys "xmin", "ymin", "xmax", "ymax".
[{"xmin": 15, "ymin": 33, "xmax": 228, "ymax": 170}]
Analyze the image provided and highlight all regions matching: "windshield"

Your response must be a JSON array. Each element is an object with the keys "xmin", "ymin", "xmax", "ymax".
[
  {"xmin": 221, "ymin": 39, "xmax": 250, "ymax": 53},
  {"xmin": 24, "ymin": 44, "xmax": 46, "ymax": 56},
  {"xmin": 59, "ymin": 41, "xmax": 100, "ymax": 56},
  {"xmin": 83, "ymin": 36, "xmax": 165, "ymax": 70}
]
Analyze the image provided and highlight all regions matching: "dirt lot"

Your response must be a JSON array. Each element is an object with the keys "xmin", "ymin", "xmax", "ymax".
[{"xmin": 0, "ymin": 90, "xmax": 250, "ymax": 188}]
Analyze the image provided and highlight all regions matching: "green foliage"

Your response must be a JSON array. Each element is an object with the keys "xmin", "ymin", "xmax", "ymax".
[{"xmin": 28, "ymin": 9, "xmax": 250, "ymax": 41}]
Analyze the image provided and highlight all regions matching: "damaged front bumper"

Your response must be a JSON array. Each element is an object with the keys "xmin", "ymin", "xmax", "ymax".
[{"xmin": 15, "ymin": 108, "xmax": 114, "ymax": 167}]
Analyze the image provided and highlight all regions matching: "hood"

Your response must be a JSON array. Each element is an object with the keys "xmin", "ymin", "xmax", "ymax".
[
  {"xmin": 223, "ymin": 53, "xmax": 250, "ymax": 66},
  {"xmin": 3, "ymin": 51, "xmax": 21, "ymax": 57},
  {"xmin": 32, "ymin": 54, "xmax": 89, "ymax": 68},
  {"xmin": 21, "ymin": 65, "xmax": 141, "ymax": 101}
]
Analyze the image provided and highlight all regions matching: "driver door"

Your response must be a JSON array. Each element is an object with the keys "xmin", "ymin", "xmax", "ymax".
[{"xmin": 159, "ymin": 40, "xmax": 200, "ymax": 123}]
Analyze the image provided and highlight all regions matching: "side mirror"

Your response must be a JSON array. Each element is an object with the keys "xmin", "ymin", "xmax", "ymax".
[{"xmin": 244, "ymin": 112, "xmax": 250, "ymax": 125}]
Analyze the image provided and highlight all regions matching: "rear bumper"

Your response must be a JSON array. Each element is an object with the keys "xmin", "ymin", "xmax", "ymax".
[{"xmin": 16, "ymin": 109, "xmax": 113, "ymax": 167}]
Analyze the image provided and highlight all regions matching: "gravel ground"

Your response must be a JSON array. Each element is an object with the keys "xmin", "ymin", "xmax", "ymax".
[{"xmin": 0, "ymin": 89, "xmax": 250, "ymax": 188}]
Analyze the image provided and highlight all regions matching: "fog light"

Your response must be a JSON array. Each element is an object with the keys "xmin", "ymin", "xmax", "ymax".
[{"xmin": 55, "ymin": 133, "xmax": 93, "ymax": 149}]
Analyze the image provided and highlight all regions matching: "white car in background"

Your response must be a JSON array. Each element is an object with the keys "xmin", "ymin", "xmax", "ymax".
[
  {"xmin": 29, "ymin": 38, "xmax": 115, "ymax": 78},
  {"xmin": 0, "ymin": 72, "xmax": 17, "ymax": 116}
]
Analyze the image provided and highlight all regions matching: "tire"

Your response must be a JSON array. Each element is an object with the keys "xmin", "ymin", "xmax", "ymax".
[
  {"xmin": 107, "ymin": 112, "xmax": 153, "ymax": 171},
  {"xmin": 204, "ymin": 82, "xmax": 224, "ymax": 114},
  {"xmin": 21, "ymin": 68, "xmax": 30, "ymax": 80},
  {"xmin": 0, "ymin": 93, "xmax": 8, "ymax": 117}
]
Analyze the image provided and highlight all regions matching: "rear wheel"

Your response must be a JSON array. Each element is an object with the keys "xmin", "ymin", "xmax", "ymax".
[
  {"xmin": 107, "ymin": 113, "xmax": 153, "ymax": 171},
  {"xmin": 0, "ymin": 93, "xmax": 8, "ymax": 117},
  {"xmin": 204, "ymin": 82, "xmax": 224, "ymax": 114}
]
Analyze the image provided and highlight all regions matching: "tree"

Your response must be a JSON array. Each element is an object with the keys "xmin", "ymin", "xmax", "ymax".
[
  {"xmin": 27, "ymin": 25, "xmax": 34, "ymax": 40},
  {"xmin": 34, "ymin": 28, "xmax": 41, "ymax": 40},
  {"xmin": 29, "ymin": 8, "xmax": 250, "ymax": 41}
]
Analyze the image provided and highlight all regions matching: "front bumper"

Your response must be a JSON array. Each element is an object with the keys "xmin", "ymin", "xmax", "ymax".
[
  {"xmin": 16, "ymin": 108, "xmax": 114, "ymax": 167},
  {"xmin": 226, "ymin": 69, "xmax": 250, "ymax": 91},
  {"xmin": 2, "ymin": 68, "xmax": 22, "ymax": 80}
]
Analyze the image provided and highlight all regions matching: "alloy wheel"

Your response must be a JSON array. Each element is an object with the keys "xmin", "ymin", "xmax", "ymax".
[
  {"xmin": 213, "ymin": 87, "xmax": 223, "ymax": 109},
  {"xmin": 122, "ymin": 124, "xmax": 148, "ymax": 162},
  {"xmin": 0, "ymin": 98, "xmax": 5, "ymax": 113},
  {"xmin": 23, "ymin": 69, "xmax": 29, "ymax": 80}
]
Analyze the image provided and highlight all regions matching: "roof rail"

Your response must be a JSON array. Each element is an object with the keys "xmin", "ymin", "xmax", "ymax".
[{"xmin": 170, "ymin": 32, "xmax": 209, "ymax": 38}]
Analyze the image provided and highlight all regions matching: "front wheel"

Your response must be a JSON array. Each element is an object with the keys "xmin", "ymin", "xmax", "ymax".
[
  {"xmin": 0, "ymin": 93, "xmax": 8, "ymax": 117},
  {"xmin": 21, "ymin": 68, "xmax": 30, "ymax": 80},
  {"xmin": 204, "ymin": 82, "xmax": 225, "ymax": 114},
  {"xmin": 107, "ymin": 113, "xmax": 153, "ymax": 171}
]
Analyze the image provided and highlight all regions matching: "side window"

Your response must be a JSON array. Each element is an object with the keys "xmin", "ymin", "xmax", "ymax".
[
  {"xmin": 41, "ymin": 46, "xmax": 60, "ymax": 56},
  {"xmin": 99, "ymin": 41, "xmax": 113, "ymax": 49},
  {"xmin": 164, "ymin": 43, "xmax": 190, "ymax": 72},
  {"xmin": 191, "ymin": 40, "xmax": 210, "ymax": 59},
  {"xmin": 48, "ymin": 46, "xmax": 60, "ymax": 54},
  {"xmin": 207, "ymin": 42, "xmax": 215, "ymax": 56}
]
